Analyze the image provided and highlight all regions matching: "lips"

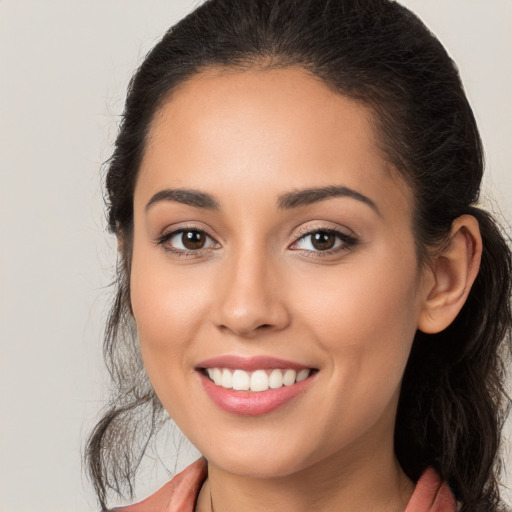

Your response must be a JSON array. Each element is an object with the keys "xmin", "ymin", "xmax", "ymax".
[
  {"xmin": 197, "ymin": 355, "xmax": 312, "ymax": 372},
  {"xmin": 196, "ymin": 355, "xmax": 317, "ymax": 415}
]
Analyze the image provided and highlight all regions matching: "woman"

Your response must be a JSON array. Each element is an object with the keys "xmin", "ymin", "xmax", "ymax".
[{"xmin": 85, "ymin": 0, "xmax": 512, "ymax": 511}]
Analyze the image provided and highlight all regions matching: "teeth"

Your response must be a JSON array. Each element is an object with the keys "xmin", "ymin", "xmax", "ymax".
[
  {"xmin": 283, "ymin": 369, "xmax": 296, "ymax": 386},
  {"xmin": 250, "ymin": 370, "xmax": 268, "ymax": 392},
  {"xmin": 296, "ymin": 369, "xmax": 310, "ymax": 382},
  {"xmin": 268, "ymin": 369, "xmax": 283, "ymax": 389},
  {"xmin": 232, "ymin": 369, "xmax": 250, "ymax": 391},
  {"xmin": 221, "ymin": 368, "xmax": 233, "ymax": 389},
  {"xmin": 212, "ymin": 368, "xmax": 222, "ymax": 386},
  {"xmin": 205, "ymin": 368, "xmax": 312, "ymax": 392}
]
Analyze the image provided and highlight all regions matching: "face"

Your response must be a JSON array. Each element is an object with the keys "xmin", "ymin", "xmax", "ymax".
[{"xmin": 130, "ymin": 67, "xmax": 429, "ymax": 478}]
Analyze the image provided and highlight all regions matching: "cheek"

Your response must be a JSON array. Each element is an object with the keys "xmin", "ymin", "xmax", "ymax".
[
  {"xmin": 293, "ymin": 248, "xmax": 421, "ymax": 381},
  {"xmin": 129, "ymin": 253, "xmax": 214, "ymax": 426},
  {"xmin": 292, "ymin": 258, "xmax": 420, "ymax": 444},
  {"xmin": 129, "ymin": 246, "xmax": 207, "ymax": 379}
]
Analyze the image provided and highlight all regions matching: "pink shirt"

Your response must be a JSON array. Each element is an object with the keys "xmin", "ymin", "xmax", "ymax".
[{"xmin": 114, "ymin": 458, "xmax": 457, "ymax": 512}]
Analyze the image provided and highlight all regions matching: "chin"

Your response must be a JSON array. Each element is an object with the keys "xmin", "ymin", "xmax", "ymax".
[{"xmin": 198, "ymin": 433, "xmax": 322, "ymax": 479}]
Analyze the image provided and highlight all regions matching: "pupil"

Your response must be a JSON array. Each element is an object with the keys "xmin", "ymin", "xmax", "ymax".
[
  {"xmin": 312, "ymin": 231, "xmax": 335, "ymax": 250},
  {"xmin": 182, "ymin": 231, "xmax": 205, "ymax": 250}
]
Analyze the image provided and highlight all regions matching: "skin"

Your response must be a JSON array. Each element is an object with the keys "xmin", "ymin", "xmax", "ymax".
[{"xmin": 129, "ymin": 67, "xmax": 482, "ymax": 512}]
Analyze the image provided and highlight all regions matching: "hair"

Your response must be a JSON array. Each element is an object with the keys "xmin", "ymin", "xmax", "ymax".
[{"xmin": 85, "ymin": 0, "xmax": 512, "ymax": 510}]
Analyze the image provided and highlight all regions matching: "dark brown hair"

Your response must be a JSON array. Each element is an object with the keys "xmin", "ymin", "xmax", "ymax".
[{"xmin": 85, "ymin": 1, "xmax": 512, "ymax": 510}]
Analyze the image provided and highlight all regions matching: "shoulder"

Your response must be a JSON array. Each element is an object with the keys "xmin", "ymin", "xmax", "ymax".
[
  {"xmin": 112, "ymin": 458, "xmax": 207, "ymax": 512},
  {"xmin": 405, "ymin": 468, "xmax": 457, "ymax": 512}
]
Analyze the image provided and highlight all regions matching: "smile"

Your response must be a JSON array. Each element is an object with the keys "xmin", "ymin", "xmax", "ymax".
[
  {"xmin": 204, "ymin": 368, "xmax": 312, "ymax": 392},
  {"xmin": 196, "ymin": 356, "xmax": 317, "ymax": 416}
]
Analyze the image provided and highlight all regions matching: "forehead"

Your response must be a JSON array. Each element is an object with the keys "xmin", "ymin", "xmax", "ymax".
[
  {"xmin": 137, "ymin": 67, "xmax": 412, "ymax": 220},
  {"xmin": 147, "ymin": 66, "xmax": 376, "ymax": 164}
]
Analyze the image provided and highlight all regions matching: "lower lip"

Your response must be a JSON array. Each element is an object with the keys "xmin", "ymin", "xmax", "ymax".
[{"xmin": 198, "ymin": 371, "xmax": 315, "ymax": 416}]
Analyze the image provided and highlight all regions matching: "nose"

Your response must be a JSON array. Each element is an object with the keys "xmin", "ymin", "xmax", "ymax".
[{"xmin": 213, "ymin": 250, "xmax": 291, "ymax": 338}]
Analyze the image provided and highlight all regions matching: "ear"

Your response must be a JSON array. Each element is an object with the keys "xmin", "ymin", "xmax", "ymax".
[{"xmin": 418, "ymin": 215, "xmax": 482, "ymax": 334}]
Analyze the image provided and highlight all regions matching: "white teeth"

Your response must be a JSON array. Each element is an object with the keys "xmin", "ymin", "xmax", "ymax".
[
  {"xmin": 212, "ymin": 368, "xmax": 223, "ymax": 386},
  {"xmin": 232, "ymin": 369, "xmax": 250, "ymax": 390},
  {"xmin": 296, "ymin": 369, "xmax": 310, "ymax": 382},
  {"xmin": 221, "ymin": 368, "xmax": 233, "ymax": 389},
  {"xmin": 205, "ymin": 367, "xmax": 312, "ymax": 392},
  {"xmin": 250, "ymin": 370, "xmax": 269, "ymax": 392},
  {"xmin": 283, "ymin": 369, "xmax": 297, "ymax": 386},
  {"xmin": 268, "ymin": 369, "xmax": 284, "ymax": 389}
]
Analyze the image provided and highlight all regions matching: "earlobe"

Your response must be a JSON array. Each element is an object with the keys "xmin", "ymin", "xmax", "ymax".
[{"xmin": 418, "ymin": 215, "xmax": 482, "ymax": 334}]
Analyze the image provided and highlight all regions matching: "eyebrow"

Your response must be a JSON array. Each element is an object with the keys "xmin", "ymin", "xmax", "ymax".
[
  {"xmin": 277, "ymin": 185, "xmax": 379, "ymax": 214},
  {"xmin": 146, "ymin": 188, "xmax": 219, "ymax": 211},
  {"xmin": 145, "ymin": 185, "xmax": 379, "ymax": 214}
]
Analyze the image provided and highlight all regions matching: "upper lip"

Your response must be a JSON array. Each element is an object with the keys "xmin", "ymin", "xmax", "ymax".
[{"xmin": 196, "ymin": 355, "xmax": 314, "ymax": 372}]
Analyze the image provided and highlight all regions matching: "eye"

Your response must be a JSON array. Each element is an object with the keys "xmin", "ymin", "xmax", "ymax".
[
  {"xmin": 296, "ymin": 231, "xmax": 340, "ymax": 251},
  {"xmin": 158, "ymin": 228, "xmax": 218, "ymax": 254},
  {"xmin": 290, "ymin": 228, "xmax": 357, "ymax": 254}
]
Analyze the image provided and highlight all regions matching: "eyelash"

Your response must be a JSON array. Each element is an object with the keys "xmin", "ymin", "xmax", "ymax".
[
  {"xmin": 290, "ymin": 226, "xmax": 358, "ymax": 258},
  {"xmin": 155, "ymin": 225, "xmax": 219, "ymax": 258},
  {"xmin": 155, "ymin": 225, "xmax": 358, "ymax": 259}
]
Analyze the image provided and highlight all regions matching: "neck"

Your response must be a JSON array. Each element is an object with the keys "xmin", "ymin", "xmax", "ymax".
[{"xmin": 197, "ymin": 443, "xmax": 414, "ymax": 512}]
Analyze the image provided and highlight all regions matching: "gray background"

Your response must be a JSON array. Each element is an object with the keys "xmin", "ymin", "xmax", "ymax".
[{"xmin": 1, "ymin": 1, "xmax": 510, "ymax": 510}]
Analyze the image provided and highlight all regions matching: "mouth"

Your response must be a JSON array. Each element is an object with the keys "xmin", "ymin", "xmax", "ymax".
[
  {"xmin": 196, "ymin": 356, "xmax": 318, "ymax": 416},
  {"xmin": 202, "ymin": 367, "xmax": 314, "ymax": 392}
]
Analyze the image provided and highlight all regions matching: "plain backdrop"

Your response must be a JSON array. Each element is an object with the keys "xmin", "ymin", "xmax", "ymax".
[{"xmin": 1, "ymin": 1, "xmax": 511, "ymax": 511}]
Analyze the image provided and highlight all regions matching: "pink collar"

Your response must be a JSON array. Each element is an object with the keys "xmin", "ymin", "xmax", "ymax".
[{"xmin": 115, "ymin": 458, "xmax": 457, "ymax": 512}]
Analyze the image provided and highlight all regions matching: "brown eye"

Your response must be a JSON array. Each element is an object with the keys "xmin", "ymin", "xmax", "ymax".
[
  {"xmin": 291, "ymin": 227, "xmax": 357, "ymax": 256},
  {"xmin": 311, "ymin": 231, "xmax": 336, "ymax": 250},
  {"xmin": 182, "ymin": 230, "xmax": 206, "ymax": 250},
  {"xmin": 162, "ymin": 228, "xmax": 218, "ymax": 253}
]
